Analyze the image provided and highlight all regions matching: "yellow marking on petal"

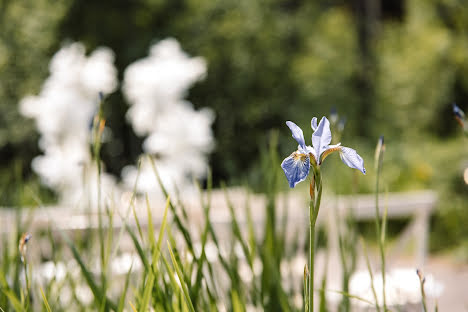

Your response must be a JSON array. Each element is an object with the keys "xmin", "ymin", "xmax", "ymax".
[
  {"xmin": 320, "ymin": 146, "xmax": 342, "ymax": 163},
  {"xmin": 293, "ymin": 151, "xmax": 307, "ymax": 162}
]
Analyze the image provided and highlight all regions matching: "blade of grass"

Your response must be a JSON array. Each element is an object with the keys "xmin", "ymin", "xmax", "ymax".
[
  {"xmin": 146, "ymin": 194, "xmax": 156, "ymax": 249},
  {"xmin": 40, "ymin": 287, "xmax": 52, "ymax": 312},
  {"xmin": 129, "ymin": 301, "xmax": 138, "ymax": 312},
  {"xmin": 111, "ymin": 158, "xmax": 142, "ymax": 261},
  {"xmin": 125, "ymin": 223, "xmax": 150, "ymax": 271},
  {"xmin": 320, "ymin": 288, "xmax": 375, "ymax": 306},
  {"xmin": 151, "ymin": 198, "xmax": 170, "ymax": 272},
  {"xmin": 244, "ymin": 188, "xmax": 257, "ymax": 265},
  {"xmin": 139, "ymin": 271, "xmax": 155, "ymax": 312},
  {"xmin": 167, "ymin": 242, "xmax": 196, "ymax": 312},
  {"xmin": 360, "ymin": 237, "xmax": 380, "ymax": 312},
  {"xmin": 221, "ymin": 183, "xmax": 253, "ymax": 268},
  {"xmin": 192, "ymin": 180, "xmax": 213, "ymax": 301},
  {"xmin": 148, "ymin": 156, "xmax": 194, "ymax": 255},
  {"xmin": 61, "ymin": 231, "xmax": 117, "ymax": 310},
  {"xmin": 304, "ymin": 264, "xmax": 309, "ymax": 312},
  {"xmin": 231, "ymin": 290, "xmax": 245, "ymax": 312},
  {"xmin": 132, "ymin": 204, "xmax": 145, "ymax": 243},
  {"xmin": 117, "ymin": 264, "xmax": 133, "ymax": 312},
  {"xmin": 161, "ymin": 253, "xmax": 182, "ymax": 302},
  {"xmin": 165, "ymin": 223, "xmax": 192, "ymax": 289},
  {"xmin": 0, "ymin": 288, "xmax": 22, "ymax": 311}
]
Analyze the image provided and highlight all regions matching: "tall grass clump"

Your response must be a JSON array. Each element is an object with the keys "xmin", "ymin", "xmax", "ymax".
[
  {"xmin": 0, "ymin": 131, "xmax": 309, "ymax": 311},
  {"xmin": 1, "ymin": 111, "xmax": 443, "ymax": 312}
]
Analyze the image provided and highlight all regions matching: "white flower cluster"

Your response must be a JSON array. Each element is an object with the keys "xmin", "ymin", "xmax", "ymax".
[
  {"xmin": 348, "ymin": 268, "xmax": 444, "ymax": 308},
  {"xmin": 20, "ymin": 38, "xmax": 215, "ymax": 206},
  {"xmin": 19, "ymin": 43, "xmax": 119, "ymax": 206},
  {"xmin": 121, "ymin": 38, "xmax": 214, "ymax": 195}
]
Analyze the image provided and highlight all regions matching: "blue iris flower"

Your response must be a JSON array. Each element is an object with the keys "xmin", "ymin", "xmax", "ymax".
[
  {"xmin": 453, "ymin": 103, "xmax": 465, "ymax": 120},
  {"xmin": 281, "ymin": 116, "xmax": 366, "ymax": 188}
]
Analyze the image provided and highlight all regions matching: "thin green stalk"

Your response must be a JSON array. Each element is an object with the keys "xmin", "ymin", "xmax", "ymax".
[
  {"xmin": 304, "ymin": 264, "xmax": 309, "ymax": 311},
  {"xmin": 361, "ymin": 237, "xmax": 381, "ymax": 312},
  {"xmin": 417, "ymin": 270, "xmax": 428, "ymax": 312},
  {"xmin": 421, "ymin": 285, "xmax": 428, "ymax": 312},
  {"xmin": 313, "ymin": 169, "xmax": 323, "ymax": 225},
  {"xmin": 375, "ymin": 141, "xmax": 387, "ymax": 312},
  {"xmin": 22, "ymin": 260, "xmax": 30, "ymax": 310},
  {"xmin": 92, "ymin": 95, "xmax": 107, "ymax": 300},
  {"xmin": 309, "ymin": 167, "xmax": 322, "ymax": 312},
  {"xmin": 320, "ymin": 288, "xmax": 375, "ymax": 306},
  {"xmin": 309, "ymin": 198, "xmax": 315, "ymax": 312}
]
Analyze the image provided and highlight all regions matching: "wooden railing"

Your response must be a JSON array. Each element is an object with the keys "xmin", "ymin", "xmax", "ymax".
[{"xmin": 0, "ymin": 189, "xmax": 437, "ymax": 265}]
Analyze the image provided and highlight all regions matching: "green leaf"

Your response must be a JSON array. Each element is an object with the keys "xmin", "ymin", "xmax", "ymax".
[
  {"xmin": 125, "ymin": 223, "xmax": 150, "ymax": 270},
  {"xmin": 148, "ymin": 156, "xmax": 194, "ymax": 255},
  {"xmin": 1, "ymin": 288, "xmax": 23, "ymax": 311},
  {"xmin": 117, "ymin": 264, "xmax": 133, "ymax": 312},
  {"xmin": 167, "ymin": 242, "xmax": 196, "ymax": 312},
  {"xmin": 40, "ymin": 287, "xmax": 52, "ymax": 312},
  {"xmin": 61, "ymin": 232, "xmax": 117, "ymax": 311},
  {"xmin": 151, "ymin": 197, "xmax": 170, "ymax": 274},
  {"xmin": 139, "ymin": 271, "xmax": 155, "ymax": 312}
]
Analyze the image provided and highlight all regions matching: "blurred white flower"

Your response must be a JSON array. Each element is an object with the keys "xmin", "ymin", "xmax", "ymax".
[
  {"xmin": 111, "ymin": 252, "xmax": 142, "ymax": 275},
  {"xmin": 122, "ymin": 38, "xmax": 215, "ymax": 196},
  {"xmin": 39, "ymin": 261, "xmax": 67, "ymax": 282},
  {"xmin": 19, "ymin": 42, "xmax": 119, "ymax": 207},
  {"xmin": 123, "ymin": 38, "xmax": 206, "ymax": 135},
  {"xmin": 349, "ymin": 268, "xmax": 444, "ymax": 307}
]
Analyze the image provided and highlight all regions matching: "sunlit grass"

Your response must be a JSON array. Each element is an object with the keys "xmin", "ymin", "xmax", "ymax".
[{"xmin": 0, "ymin": 134, "xmax": 440, "ymax": 312}]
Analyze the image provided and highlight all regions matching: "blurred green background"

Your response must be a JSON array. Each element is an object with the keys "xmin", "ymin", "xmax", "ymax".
[{"xmin": 0, "ymin": 0, "xmax": 467, "ymax": 253}]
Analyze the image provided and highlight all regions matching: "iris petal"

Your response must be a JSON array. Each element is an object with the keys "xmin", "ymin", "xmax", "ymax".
[
  {"xmin": 286, "ymin": 121, "xmax": 306, "ymax": 149},
  {"xmin": 281, "ymin": 152, "xmax": 310, "ymax": 188},
  {"xmin": 306, "ymin": 145, "xmax": 317, "ymax": 163},
  {"xmin": 312, "ymin": 117, "xmax": 332, "ymax": 161},
  {"xmin": 453, "ymin": 103, "xmax": 465, "ymax": 119},
  {"xmin": 339, "ymin": 147, "xmax": 366, "ymax": 174},
  {"xmin": 311, "ymin": 117, "xmax": 318, "ymax": 131}
]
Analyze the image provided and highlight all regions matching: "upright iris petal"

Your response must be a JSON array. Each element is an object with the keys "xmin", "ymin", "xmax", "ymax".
[
  {"xmin": 311, "ymin": 117, "xmax": 318, "ymax": 131},
  {"xmin": 312, "ymin": 117, "xmax": 332, "ymax": 163},
  {"xmin": 286, "ymin": 121, "xmax": 306, "ymax": 150},
  {"xmin": 339, "ymin": 147, "xmax": 366, "ymax": 174},
  {"xmin": 281, "ymin": 152, "xmax": 310, "ymax": 188}
]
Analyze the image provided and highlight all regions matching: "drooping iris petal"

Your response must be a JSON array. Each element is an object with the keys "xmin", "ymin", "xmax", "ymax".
[
  {"xmin": 339, "ymin": 146, "xmax": 366, "ymax": 174},
  {"xmin": 281, "ymin": 152, "xmax": 310, "ymax": 188},
  {"xmin": 312, "ymin": 117, "xmax": 332, "ymax": 162},
  {"xmin": 311, "ymin": 117, "xmax": 318, "ymax": 131},
  {"xmin": 286, "ymin": 121, "xmax": 306, "ymax": 149}
]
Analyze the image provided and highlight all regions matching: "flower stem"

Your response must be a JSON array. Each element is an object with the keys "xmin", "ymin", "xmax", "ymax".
[
  {"xmin": 309, "ymin": 198, "xmax": 315, "ymax": 312},
  {"xmin": 375, "ymin": 144, "xmax": 387, "ymax": 311},
  {"xmin": 309, "ymin": 167, "xmax": 322, "ymax": 312}
]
